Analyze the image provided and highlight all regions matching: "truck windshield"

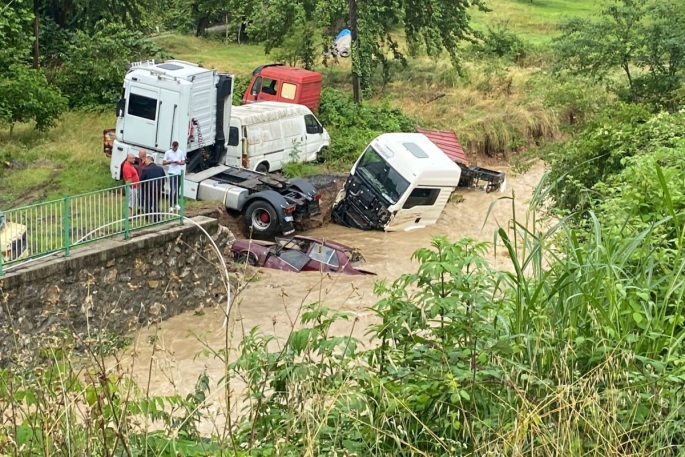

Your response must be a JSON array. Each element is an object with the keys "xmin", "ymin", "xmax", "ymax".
[{"xmin": 355, "ymin": 146, "xmax": 410, "ymax": 205}]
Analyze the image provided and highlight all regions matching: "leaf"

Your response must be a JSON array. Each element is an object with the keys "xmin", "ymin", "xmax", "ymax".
[{"xmin": 459, "ymin": 389, "xmax": 470, "ymax": 401}]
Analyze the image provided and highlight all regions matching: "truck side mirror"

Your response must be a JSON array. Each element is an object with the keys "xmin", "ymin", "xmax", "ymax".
[
  {"xmin": 318, "ymin": 124, "xmax": 324, "ymax": 134},
  {"xmin": 116, "ymin": 98, "xmax": 126, "ymax": 118}
]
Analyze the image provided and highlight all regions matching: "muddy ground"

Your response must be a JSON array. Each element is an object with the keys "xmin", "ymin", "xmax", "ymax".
[
  {"xmin": 112, "ymin": 163, "xmax": 546, "ymax": 432},
  {"xmin": 185, "ymin": 172, "xmax": 348, "ymax": 237}
]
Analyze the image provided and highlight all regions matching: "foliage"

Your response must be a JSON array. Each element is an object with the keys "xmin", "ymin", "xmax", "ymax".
[
  {"xmin": 50, "ymin": 21, "xmax": 170, "ymax": 109},
  {"xmin": 316, "ymin": 88, "xmax": 415, "ymax": 164},
  {"xmin": 0, "ymin": 0, "xmax": 33, "ymax": 69},
  {"xmin": 0, "ymin": 65, "xmax": 67, "ymax": 134},
  {"xmin": 553, "ymin": 0, "xmax": 685, "ymax": 109},
  {"xmin": 473, "ymin": 20, "xmax": 528, "ymax": 64},
  {"xmin": 525, "ymin": 72, "xmax": 612, "ymax": 127},
  {"xmin": 540, "ymin": 104, "xmax": 685, "ymax": 214},
  {"xmin": 270, "ymin": 10, "xmax": 319, "ymax": 70}
]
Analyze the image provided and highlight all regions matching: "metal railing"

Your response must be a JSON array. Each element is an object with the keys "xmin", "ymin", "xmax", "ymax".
[{"xmin": 0, "ymin": 172, "xmax": 185, "ymax": 276}]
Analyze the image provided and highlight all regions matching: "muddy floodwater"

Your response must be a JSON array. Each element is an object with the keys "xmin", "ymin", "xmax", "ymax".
[{"xmin": 113, "ymin": 163, "xmax": 545, "ymax": 433}]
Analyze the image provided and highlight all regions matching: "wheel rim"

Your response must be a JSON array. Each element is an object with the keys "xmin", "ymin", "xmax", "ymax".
[{"xmin": 252, "ymin": 209, "xmax": 271, "ymax": 230}]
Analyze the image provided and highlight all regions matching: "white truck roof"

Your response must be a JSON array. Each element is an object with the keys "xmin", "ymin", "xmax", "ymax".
[
  {"xmin": 370, "ymin": 133, "xmax": 461, "ymax": 187},
  {"xmin": 231, "ymin": 102, "xmax": 312, "ymax": 125},
  {"xmin": 125, "ymin": 60, "xmax": 216, "ymax": 83}
]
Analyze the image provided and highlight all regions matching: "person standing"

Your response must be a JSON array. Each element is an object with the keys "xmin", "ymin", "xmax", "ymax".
[
  {"xmin": 140, "ymin": 155, "xmax": 166, "ymax": 222},
  {"xmin": 163, "ymin": 141, "xmax": 185, "ymax": 211},
  {"xmin": 121, "ymin": 153, "xmax": 140, "ymax": 215},
  {"xmin": 136, "ymin": 149, "xmax": 148, "ymax": 212}
]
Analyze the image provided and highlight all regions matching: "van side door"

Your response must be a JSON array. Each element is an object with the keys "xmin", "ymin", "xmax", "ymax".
[
  {"xmin": 224, "ymin": 120, "xmax": 242, "ymax": 167},
  {"xmin": 257, "ymin": 77, "xmax": 279, "ymax": 102},
  {"xmin": 303, "ymin": 114, "xmax": 325, "ymax": 162}
]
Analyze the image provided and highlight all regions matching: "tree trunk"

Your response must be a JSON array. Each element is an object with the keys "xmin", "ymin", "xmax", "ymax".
[
  {"xmin": 623, "ymin": 61, "xmax": 637, "ymax": 103},
  {"xmin": 349, "ymin": 0, "xmax": 361, "ymax": 104},
  {"xmin": 33, "ymin": 0, "xmax": 39, "ymax": 69}
]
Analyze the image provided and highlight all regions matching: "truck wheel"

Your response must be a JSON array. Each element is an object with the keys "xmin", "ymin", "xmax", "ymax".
[
  {"xmin": 256, "ymin": 162, "xmax": 269, "ymax": 173},
  {"xmin": 245, "ymin": 200, "xmax": 280, "ymax": 237}
]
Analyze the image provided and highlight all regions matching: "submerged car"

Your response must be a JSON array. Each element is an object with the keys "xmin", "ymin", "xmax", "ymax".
[{"xmin": 231, "ymin": 236, "xmax": 375, "ymax": 275}]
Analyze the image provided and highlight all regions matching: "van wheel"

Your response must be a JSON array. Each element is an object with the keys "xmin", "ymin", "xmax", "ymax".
[
  {"xmin": 317, "ymin": 147, "xmax": 328, "ymax": 163},
  {"xmin": 256, "ymin": 162, "xmax": 269, "ymax": 173},
  {"xmin": 245, "ymin": 200, "xmax": 280, "ymax": 237}
]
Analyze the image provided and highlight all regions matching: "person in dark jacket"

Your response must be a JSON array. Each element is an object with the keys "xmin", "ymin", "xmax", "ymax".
[{"xmin": 140, "ymin": 156, "xmax": 167, "ymax": 222}]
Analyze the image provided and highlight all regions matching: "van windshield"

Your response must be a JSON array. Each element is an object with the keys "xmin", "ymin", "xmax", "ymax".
[{"xmin": 355, "ymin": 145, "xmax": 410, "ymax": 204}]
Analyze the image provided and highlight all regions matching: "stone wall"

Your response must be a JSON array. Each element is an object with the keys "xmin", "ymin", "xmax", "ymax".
[{"xmin": 0, "ymin": 216, "xmax": 234, "ymax": 357}]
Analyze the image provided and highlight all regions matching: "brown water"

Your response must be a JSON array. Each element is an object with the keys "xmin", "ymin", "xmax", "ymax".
[{"xmin": 111, "ymin": 163, "xmax": 545, "ymax": 433}]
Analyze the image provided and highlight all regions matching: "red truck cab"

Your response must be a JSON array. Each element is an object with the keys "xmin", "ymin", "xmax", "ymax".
[{"xmin": 242, "ymin": 64, "xmax": 322, "ymax": 111}]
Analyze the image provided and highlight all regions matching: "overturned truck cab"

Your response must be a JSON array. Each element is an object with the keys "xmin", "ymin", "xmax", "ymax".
[{"xmin": 332, "ymin": 133, "xmax": 462, "ymax": 232}]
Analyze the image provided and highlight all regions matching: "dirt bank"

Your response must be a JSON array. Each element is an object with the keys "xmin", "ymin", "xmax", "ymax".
[{"xmin": 111, "ymin": 162, "xmax": 545, "ymax": 433}]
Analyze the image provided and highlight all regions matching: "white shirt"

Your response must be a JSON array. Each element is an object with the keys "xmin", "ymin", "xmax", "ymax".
[{"xmin": 164, "ymin": 148, "xmax": 186, "ymax": 175}]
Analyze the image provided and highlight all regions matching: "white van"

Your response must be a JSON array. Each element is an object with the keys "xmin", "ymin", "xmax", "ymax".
[
  {"xmin": 224, "ymin": 102, "xmax": 330, "ymax": 173},
  {"xmin": 332, "ymin": 133, "xmax": 462, "ymax": 232}
]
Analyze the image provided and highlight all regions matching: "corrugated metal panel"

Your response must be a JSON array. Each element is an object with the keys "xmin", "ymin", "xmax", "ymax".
[
  {"xmin": 416, "ymin": 127, "xmax": 467, "ymax": 165},
  {"xmin": 189, "ymin": 71, "xmax": 216, "ymax": 149}
]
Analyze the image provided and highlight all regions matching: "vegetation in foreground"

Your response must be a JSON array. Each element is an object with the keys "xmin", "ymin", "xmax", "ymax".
[{"xmin": 4, "ymin": 138, "xmax": 685, "ymax": 454}]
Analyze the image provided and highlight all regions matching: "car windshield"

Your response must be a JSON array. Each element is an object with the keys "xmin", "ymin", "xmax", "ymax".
[
  {"xmin": 355, "ymin": 146, "xmax": 410, "ymax": 204},
  {"xmin": 278, "ymin": 250, "xmax": 310, "ymax": 271},
  {"xmin": 308, "ymin": 243, "xmax": 339, "ymax": 268}
]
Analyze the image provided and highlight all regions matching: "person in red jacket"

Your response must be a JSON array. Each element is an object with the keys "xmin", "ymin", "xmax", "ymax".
[{"xmin": 122, "ymin": 153, "xmax": 140, "ymax": 214}]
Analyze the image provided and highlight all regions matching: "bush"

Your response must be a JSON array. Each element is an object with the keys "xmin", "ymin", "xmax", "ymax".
[
  {"xmin": 541, "ymin": 104, "xmax": 685, "ymax": 214},
  {"xmin": 473, "ymin": 20, "xmax": 529, "ymax": 64},
  {"xmin": 0, "ymin": 64, "xmax": 67, "ymax": 135},
  {"xmin": 317, "ymin": 88, "xmax": 415, "ymax": 164}
]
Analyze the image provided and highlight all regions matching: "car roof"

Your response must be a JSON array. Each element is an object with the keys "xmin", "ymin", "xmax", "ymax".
[{"xmin": 259, "ymin": 66, "xmax": 322, "ymax": 84}]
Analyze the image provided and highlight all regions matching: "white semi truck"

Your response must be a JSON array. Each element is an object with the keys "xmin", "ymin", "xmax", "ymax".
[
  {"xmin": 106, "ymin": 60, "xmax": 321, "ymax": 237},
  {"xmin": 332, "ymin": 133, "xmax": 463, "ymax": 232}
]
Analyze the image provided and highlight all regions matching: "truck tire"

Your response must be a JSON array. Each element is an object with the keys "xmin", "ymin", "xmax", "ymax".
[
  {"xmin": 245, "ymin": 200, "xmax": 280, "ymax": 237},
  {"xmin": 256, "ymin": 162, "xmax": 269, "ymax": 173}
]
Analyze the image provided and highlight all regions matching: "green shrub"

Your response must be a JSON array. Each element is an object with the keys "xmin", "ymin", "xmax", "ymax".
[
  {"xmin": 317, "ymin": 88, "xmax": 415, "ymax": 164},
  {"xmin": 541, "ymin": 104, "xmax": 685, "ymax": 214}
]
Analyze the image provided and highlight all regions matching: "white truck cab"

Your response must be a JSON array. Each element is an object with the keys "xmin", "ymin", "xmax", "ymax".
[
  {"xmin": 110, "ymin": 60, "xmax": 233, "ymax": 179},
  {"xmin": 332, "ymin": 133, "xmax": 462, "ymax": 232}
]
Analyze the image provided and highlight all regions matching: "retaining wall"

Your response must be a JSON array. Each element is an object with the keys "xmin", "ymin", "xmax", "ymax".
[{"xmin": 0, "ymin": 216, "xmax": 234, "ymax": 357}]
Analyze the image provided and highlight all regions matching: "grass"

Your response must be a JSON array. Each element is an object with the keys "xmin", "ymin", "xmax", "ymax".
[
  {"xmin": 0, "ymin": 112, "xmax": 114, "ymax": 208},
  {"xmin": 152, "ymin": 34, "xmax": 267, "ymax": 76},
  {"xmin": 470, "ymin": 0, "xmax": 602, "ymax": 44}
]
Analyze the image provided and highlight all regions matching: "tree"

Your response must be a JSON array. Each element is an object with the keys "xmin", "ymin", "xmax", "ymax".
[
  {"xmin": 553, "ymin": 0, "xmax": 685, "ymax": 108},
  {"xmin": 553, "ymin": 0, "xmax": 647, "ymax": 102},
  {"xmin": 0, "ymin": 64, "xmax": 67, "ymax": 135}
]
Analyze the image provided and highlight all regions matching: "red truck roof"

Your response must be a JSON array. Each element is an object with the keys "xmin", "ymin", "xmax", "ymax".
[
  {"xmin": 417, "ymin": 127, "xmax": 467, "ymax": 165},
  {"xmin": 259, "ymin": 66, "xmax": 322, "ymax": 84}
]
